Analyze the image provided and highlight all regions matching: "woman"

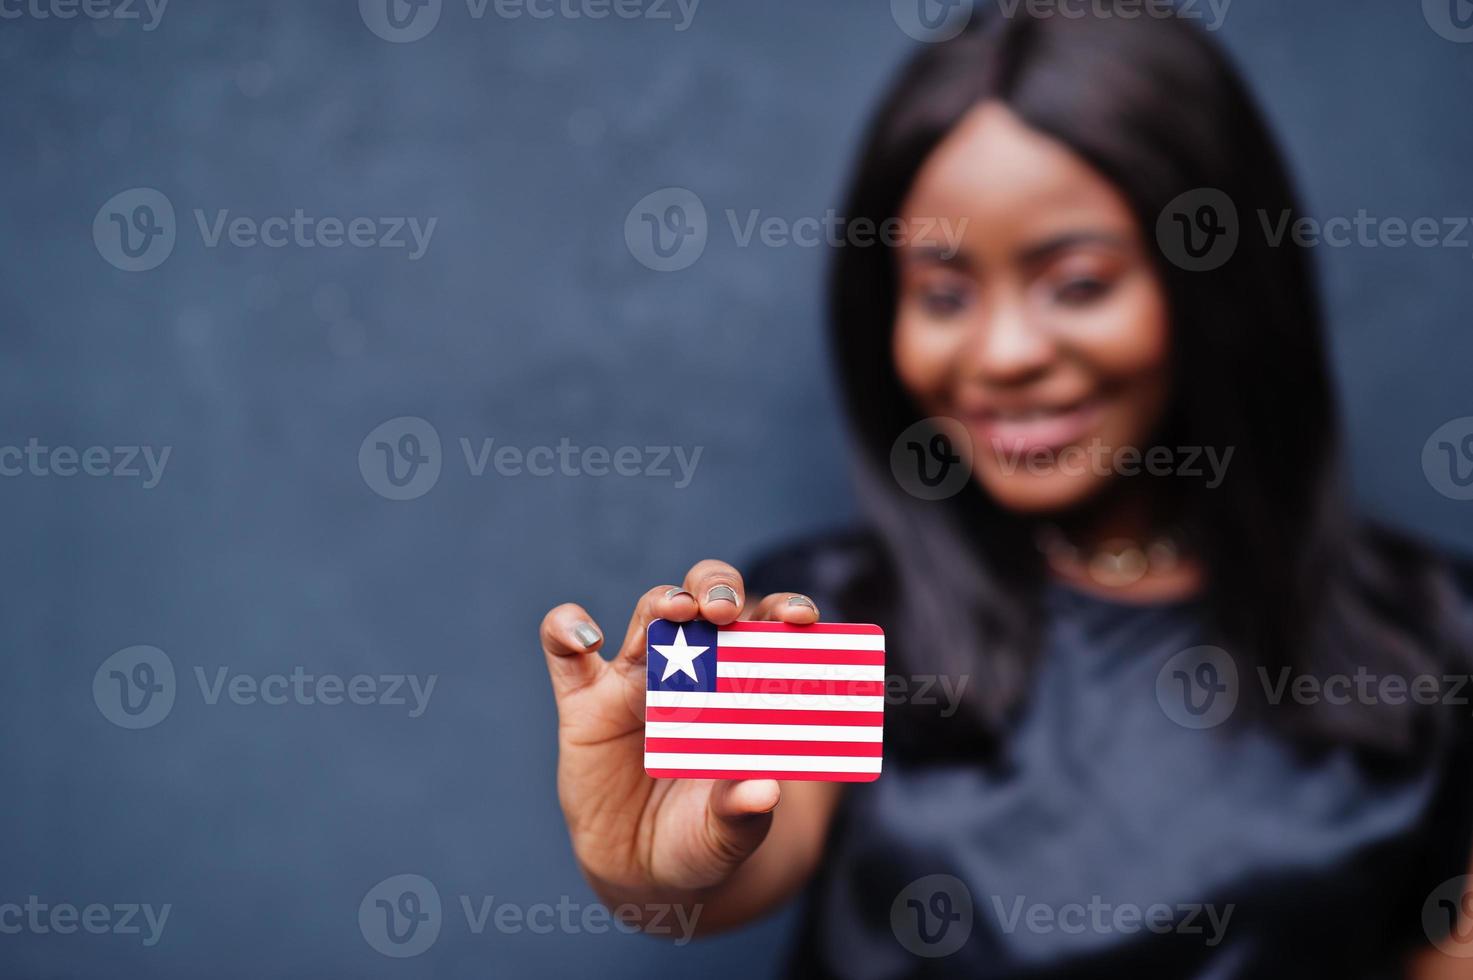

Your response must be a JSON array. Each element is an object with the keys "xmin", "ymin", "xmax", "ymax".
[{"xmin": 539, "ymin": 8, "xmax": 1473, "ymax": 977}]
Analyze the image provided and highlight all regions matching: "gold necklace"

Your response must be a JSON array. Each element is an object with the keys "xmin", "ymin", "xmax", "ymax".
[{"xmin": 1036, "ymin": 524, "xmax": 1184, "ymax": 589}]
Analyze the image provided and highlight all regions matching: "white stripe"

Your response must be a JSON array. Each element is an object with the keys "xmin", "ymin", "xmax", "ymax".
[
  {"xmin": 716, "ymin": 662, "xmax": 885, "ymax": 681},
  {"xmin": 646, "ymin": 721, "xmax": 884, "ymax": 741},
  {"xmin": 716, "ymin": 631, "xmax": 885, "ymax": 651},
  {"xmin": 645, "ymin": 690, "xmax": 884, "ymax": 711},
  {"xmin": 645, "ymin": 752, "xmax": 883, "ymax": 774}
]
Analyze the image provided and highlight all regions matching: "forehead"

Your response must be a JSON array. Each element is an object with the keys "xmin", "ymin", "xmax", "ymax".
[{"xmin": 899, "ymin": 102, "xmax": 1137, "ymax": 239}]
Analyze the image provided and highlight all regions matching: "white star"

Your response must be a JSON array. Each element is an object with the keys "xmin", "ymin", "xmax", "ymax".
[{"xmin": 650, "ymin": 625, "xmax": 709, "ymax": 683}]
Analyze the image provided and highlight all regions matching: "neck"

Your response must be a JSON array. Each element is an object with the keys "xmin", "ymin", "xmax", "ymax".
[{"xmin": 1040, "ymin": 487, "xmax": 1205, "ymax": 603}]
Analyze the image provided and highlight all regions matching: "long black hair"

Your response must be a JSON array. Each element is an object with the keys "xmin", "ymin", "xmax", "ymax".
[{"xmin": 827, "ymin": 5, "xmax": 1469, "ymax": 760}]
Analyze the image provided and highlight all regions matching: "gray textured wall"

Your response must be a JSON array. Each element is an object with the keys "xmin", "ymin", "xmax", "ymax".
[{"xmin": 1, "ymin": 1, "xmax": 1469, "ymax": 976}]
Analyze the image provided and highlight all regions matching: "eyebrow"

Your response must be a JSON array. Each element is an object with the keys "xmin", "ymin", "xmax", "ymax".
[
  {"xmin": 898, "ymin": 244, "xmax": 973, "ymax": 271},
  {"xmin": 1015, "ymin": 230, "xmax": 1129, "ymax": 265},
  {"xmin": 898, "ymin": 230, "xmax": 1129, "ymax": 272}
]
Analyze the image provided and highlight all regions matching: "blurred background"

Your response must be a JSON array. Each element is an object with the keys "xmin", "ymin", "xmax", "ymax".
[{"xmin": 1, "ymin": 0, "xmax": 1470, "ymax": 975}]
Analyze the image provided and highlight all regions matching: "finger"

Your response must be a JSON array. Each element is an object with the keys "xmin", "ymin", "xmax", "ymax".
[
  {"xmin": 540, "ymin": 603, "xmax": 606, "ymax": 701},
  {"xmin": 613, "ymin": 585, "xmax": 690, "ymax": 672},
  {"xmin": 683, "ymin": 559, "xmax": 746, "ymax": 626},
  {"xmin": 750, "ymin": 592, "xmax": 821, "ymax": 625},
  {"xmin": 705, "ymin": 779, "xmax": 781, "ymax": 866},
  {"xmin": 653, "ymin": 585, "xmax": 700, "ymax": 624}
]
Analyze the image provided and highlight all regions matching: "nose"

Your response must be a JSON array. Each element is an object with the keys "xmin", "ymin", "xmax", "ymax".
[{"xmin": 960, "ymin": 295, "xmax": 1057, "ymax": 385}]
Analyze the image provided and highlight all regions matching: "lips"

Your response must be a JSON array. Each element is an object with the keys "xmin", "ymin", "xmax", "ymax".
[{"xmin": 964, "ymin": 397, "xmax": 1103, "ymax": 454}]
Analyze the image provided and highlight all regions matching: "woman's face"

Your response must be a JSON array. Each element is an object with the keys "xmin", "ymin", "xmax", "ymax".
[{"xmin": 893, "ymin": 102, "xmax": 1172, "ymax": 515}]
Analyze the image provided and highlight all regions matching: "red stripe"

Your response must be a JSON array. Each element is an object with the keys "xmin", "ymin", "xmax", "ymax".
[
  {"xmin": 645, "ymin": 706, "xmax": 883, "ymax": 726},
  {"xmin": 716, "ymin": 677, "xmax": 884, "ymax": 697},
  {"xmin": 645, "ymin": 769, "xmax": 880, "ymax": 782},
  {"xmin": 716, "ymin": 646, "xmax": 885, "ymax": 666},
  {"xmin": 717, "ymin": 622, "xmax": 882, "ymax": 635},
  {"xmin": 645, "ymin": 738, "xmax": 883, "ymax": 757}
]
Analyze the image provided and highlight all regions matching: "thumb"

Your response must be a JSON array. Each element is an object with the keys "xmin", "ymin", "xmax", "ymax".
[
  {"xmin": 540, "ymin": 603, "xmax": 607, "ymax": 703},
  {"xmin": 704, "ymin": 780, "xmax": 781, "ymax": 867}
]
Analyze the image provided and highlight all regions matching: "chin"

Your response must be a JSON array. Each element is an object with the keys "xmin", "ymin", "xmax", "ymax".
[{"xmin": 974, "ymin": 470, "xmax": 1112, "ymax": 516}]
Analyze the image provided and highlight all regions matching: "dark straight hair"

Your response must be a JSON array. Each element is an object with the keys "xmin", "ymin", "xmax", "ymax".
[{"xmin": 829, "ymin": 6, "xmax": 1469, "ymax": 760}]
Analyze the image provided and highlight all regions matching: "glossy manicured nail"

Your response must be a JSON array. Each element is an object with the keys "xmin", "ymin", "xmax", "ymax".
[
  {"xmin": 706, "ymin": 584, "xmax": 739, "ymax": 606},
  {"xmin": 786, "ymin": 594, "xmax": 816, "ymax": 610},
  {"xmin": 572, "ymin": 622, "xmax": 601, "ymax": 649}
]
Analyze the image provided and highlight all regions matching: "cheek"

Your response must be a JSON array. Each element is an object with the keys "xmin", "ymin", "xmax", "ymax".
[
  {"xmin": 892, "ymin": 314, "xmax": 959, "ymax": 409},
  {"xmin": 1079, "ymin": 278, "xmax": 1173, "ymax": 433},
  {"xmin": 1083, "ymin": 277, "xmax": 1169, "ymax": 370}
]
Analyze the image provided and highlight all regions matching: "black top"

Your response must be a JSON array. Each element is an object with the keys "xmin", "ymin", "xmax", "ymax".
[{"xmin": 749, "ymin": 530, "xmax": 1473, "ymax": 980}]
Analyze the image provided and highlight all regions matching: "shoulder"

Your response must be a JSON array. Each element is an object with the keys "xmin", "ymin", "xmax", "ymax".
[
  {"xmin": 744, "ymin": 526, "xmax": 892, "ymax": 618},
  {"xmin": 1351, "ymin": 521, "xmax": 1473, "ymax": 615}
]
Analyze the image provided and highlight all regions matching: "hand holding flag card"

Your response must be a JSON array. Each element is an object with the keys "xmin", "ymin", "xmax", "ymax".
[{"xmin": 644, "ymin": 618, "xmax": 885, "ymax": 782}]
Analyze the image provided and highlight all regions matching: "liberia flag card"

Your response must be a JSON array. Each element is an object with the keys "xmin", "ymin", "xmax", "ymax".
[{"xmin": 643, "ymin": 618, "xmax": 885, "ymax": 782}]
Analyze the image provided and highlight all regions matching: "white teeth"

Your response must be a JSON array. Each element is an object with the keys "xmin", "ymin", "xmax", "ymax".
[{"xmin": 997, "ymin": 407, "xmax": 1062, "ymax": 422}]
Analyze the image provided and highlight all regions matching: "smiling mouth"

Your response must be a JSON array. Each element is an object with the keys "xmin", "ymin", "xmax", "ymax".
[{"xmin": 964, "ymin": 397, "xmax": 1104, "ymax": 455}]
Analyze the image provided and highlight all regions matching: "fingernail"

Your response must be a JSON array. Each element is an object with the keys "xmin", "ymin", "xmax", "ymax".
[
  {"xmin": 706, "ymin": 584, "xmax": 739, "ymax": 606},
  {"xmin": 665, "ymin": 587, "xmax": 694, "ymax": 600},
  {"xmin": 786, "ymin": 594, "xmax": 816, "ymax": 610},
  {"xmin": 572, "ymin": 622, "xmax": 601, "ymax": 649}
]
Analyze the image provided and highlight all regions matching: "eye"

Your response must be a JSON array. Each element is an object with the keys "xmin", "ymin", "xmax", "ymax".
[
  {"xmin": 1052, "ymin": 275, "xmax": 1113, "ymax": 307},
  {"xmin": 916, "ymin": 283, "xmax": 971, "ymax": 318}
]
